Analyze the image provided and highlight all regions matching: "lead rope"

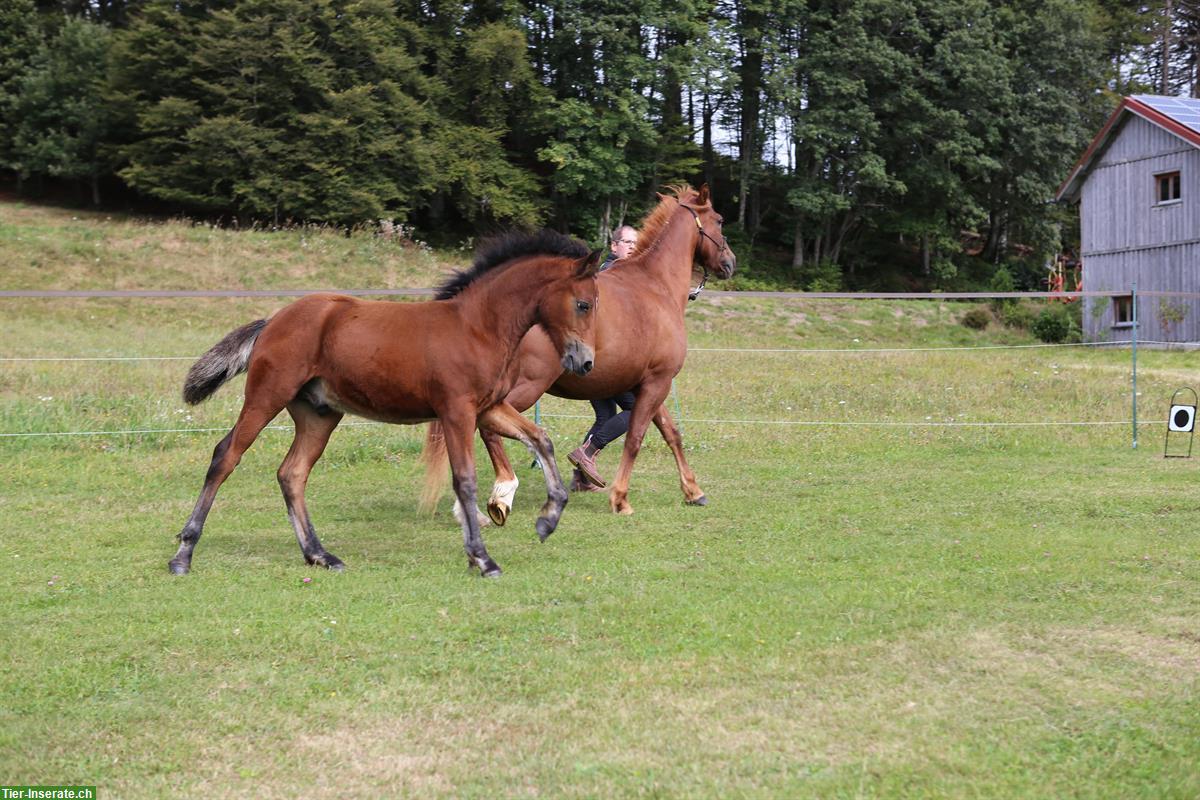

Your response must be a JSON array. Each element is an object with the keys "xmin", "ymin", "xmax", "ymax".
[{"xmin": 688, "ymin": 266, "xmax": 709, "ymax": 302}]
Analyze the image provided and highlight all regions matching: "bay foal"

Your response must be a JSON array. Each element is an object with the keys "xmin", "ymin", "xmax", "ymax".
[{"xmin": 170, "ymin": 232, "xmax": 599, "ymax": 577}]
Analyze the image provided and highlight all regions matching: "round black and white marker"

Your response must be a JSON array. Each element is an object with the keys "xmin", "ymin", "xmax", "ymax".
[{"xmin": 1168, "ymin": 404, "xmax": 1196, "ymax": 433}]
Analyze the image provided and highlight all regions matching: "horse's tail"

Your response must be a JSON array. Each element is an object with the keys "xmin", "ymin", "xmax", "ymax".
[
  {"xmin": 183, "ymin": 319, "xmax": 269, "ymax": 405},
  {"xmin": 418, "ymin": 420, "xmax": 450, "ymax": 513}
]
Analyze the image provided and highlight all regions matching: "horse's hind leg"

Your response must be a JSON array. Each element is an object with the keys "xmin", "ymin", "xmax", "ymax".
[
  {"xmin": 477, "ymin": 377, "xmax": 545, "ymax": 527},
  {"xmin": 278, "ymin": 401, "xmax": 345, "ymax": 570},
  {"xmin": 169, "ymin": 402, "xmax": 280, "ymax": 575},
  {"xmin": 478, "ymin": 403, "xmax": 568, "ymax": 543},
  {"xmin": 651, "ymin": 404, "xmax": 707, "ymax": 506}
]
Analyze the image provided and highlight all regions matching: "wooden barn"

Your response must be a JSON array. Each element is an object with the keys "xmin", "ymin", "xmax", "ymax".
[{"xmin": 1057, "ymin": 94, "xmax": 1200, "ymax": 344}]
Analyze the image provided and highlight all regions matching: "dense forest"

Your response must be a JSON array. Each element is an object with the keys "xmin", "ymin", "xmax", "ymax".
[{"xmin": 0, "ymin": 0, "xmax": 1195, "ymax": 288}]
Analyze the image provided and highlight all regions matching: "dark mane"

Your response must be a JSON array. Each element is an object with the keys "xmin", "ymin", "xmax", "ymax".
[{"xmin": 435, "ymin": 230, "xmax": 590, "ymax": 300}]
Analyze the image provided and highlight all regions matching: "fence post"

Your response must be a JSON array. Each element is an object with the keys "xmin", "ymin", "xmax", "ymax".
[
  {"xmin": 671, "ymin": 379, "xmax": 684, "ymax": 435},
  {"xmin": 1131, "ymin": 282, "xmax": 1138, "ymax": 449}
]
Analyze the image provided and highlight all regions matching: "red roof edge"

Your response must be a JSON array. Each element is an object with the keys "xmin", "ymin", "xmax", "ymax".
[
  {"xmin": 1057, "ymin": 96, "xmax": 1200, "ymax": 202},
  {"xmin": 1055, "ymin": 99, "xmax": 1129, "ymax": 202}
]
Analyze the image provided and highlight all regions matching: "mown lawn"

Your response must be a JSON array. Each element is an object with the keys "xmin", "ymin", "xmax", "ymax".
[{"xmin": 2, "ymin": 202, "xmax": 1198, "ymax": 798}]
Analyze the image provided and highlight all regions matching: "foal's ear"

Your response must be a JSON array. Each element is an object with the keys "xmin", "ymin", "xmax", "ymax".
[
  {"xmin": 697, "ymin": 183, "xmax": 711, "ymax": 205},
  {"xmin": 576, "ymin": 249, "xmax": 604, "ymax": 276}
]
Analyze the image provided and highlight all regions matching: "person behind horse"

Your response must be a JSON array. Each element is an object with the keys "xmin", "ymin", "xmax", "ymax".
[{"xmin": 567, "ymin": 225, "xmax": 639, "ymax": 490}]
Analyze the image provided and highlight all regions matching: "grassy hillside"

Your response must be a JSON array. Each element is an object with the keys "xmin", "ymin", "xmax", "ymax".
[
  {"xmin": 3, "ymin": 201, "xmax": 1198, "ymax": 799},
  {"xmin": 1, "ymin": 200, "xmax": 460, "ymax": 292}
]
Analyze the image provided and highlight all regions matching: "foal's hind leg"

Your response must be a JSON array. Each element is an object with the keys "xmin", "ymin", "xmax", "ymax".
[
  {"xmin": 169, "ymin": 402, "xmax": 280, "ymax": 575},
  {"xmin": 651, "ymin": 404, "xmax": 707, "ymax": 506},
  {"xmin": 478, "ymin": 403, "xmax": 568, "ymax": 542},
  {"xmin": 278, "ymin": 401, "xmax": 345, "ymax": 570}
]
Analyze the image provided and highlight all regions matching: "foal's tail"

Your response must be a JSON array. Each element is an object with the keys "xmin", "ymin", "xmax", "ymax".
[
  {"xmin": 183, "ymin": 319, "xmax": 269, "ymax": 405},
  {"xmin": 418, "ymin": 421, "xmax": 450, "ymax": 513}
]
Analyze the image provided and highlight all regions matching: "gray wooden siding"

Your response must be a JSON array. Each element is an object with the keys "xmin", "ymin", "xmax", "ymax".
[
  {"xmin": 1081, "ymin": 116, "xmax": 1200, "ymax": 255},
  {"xmin": 1096, "ymin": 115, "xmax": 1186, "ymax": 163},
  {"xmin": 1077, "ymin": 114, "xmax": 1200, "ymax": 342},
  {"xmin": 1082, "ymin": 241, "xmax": 1200, "ymax": 343}
]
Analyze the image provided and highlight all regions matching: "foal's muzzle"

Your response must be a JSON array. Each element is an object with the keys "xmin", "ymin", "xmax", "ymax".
[{"xmin": 561, "ymin": 339, "xmax": 595, "ymax": 376}]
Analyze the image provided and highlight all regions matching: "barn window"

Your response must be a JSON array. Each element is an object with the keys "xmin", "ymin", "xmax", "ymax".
[
  {"xmin": 1113, "ymin": 295, "xmax": 1134, "ymax": 327},
  {"xmin": 1155, "ymin": 170, "xmax": 1181, "ymax": 204}
]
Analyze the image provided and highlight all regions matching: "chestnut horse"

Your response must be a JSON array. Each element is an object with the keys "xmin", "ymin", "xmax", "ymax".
[
  {"xmin": 169, "ymin": 231, "xmax": 599, "ymax": 578},
  {"xmin": 423, "ymin": 184, "xmax": 735, "ymax": 521}
]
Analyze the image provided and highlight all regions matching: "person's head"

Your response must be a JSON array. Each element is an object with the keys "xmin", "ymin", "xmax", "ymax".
[{"xmin": 610, "ymin": 225, "xmax": 638, "ymax": 260}]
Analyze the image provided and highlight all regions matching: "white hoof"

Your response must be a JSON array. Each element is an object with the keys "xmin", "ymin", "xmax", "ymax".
[
  {"xmin": 452, "ymin": 498, "xmax": 490, "ymax": 528},
  {"xmin": 489, "ymin": 478, "xmax": 519, "ymax": 511}
]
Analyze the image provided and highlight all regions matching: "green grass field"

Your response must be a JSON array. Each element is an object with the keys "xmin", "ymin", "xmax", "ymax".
[{"xmin": 2, "ymin": 202, "xmax": 1199, "ymax": 798}]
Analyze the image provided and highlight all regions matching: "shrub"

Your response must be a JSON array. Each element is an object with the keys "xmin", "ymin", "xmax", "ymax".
[
  {"xmin": 1002, "ymin": 304, "xmax": 1036, "ymax": 329},
  {"xmin": 804, "ymin": 259, "xmax": 843, "ymax": 292},
  {"xmin": 989, "ymin": 267, "xmax": 1016, "ymax": 314},
  {"xmin": 961, "ymin": 306, "xmax": 991, "ymax": 330},
  {"xmin": 1032, "ymin": 307, "xmax": 1071, "ymax": 342}
]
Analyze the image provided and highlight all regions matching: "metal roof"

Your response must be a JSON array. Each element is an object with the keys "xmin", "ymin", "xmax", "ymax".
[
  {"xmin": 1129, "ymin": 94, "xmax": 1200, "ymax": 137},
  {"xmin": 1057, "ymin": 95, "xmax": 1200, "ymax": 202}
]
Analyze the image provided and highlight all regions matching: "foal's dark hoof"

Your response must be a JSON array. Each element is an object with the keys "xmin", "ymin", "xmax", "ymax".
[
  {"xmin": 168, "ymin": 559, "xmax": 190, "ymax": 576},
  {"xmin": 535, "ymin": 517, "xmax": 556, "ymax": 543},
  {"xmin": 686, "ymin": 495, "xmax": 709, "ymax": 507},
  {"xmin": 308, "ymin": 553, "xmax": 346, "ymax": 571},
  {"xmin": 469, "ymin": 556, "xmax": 502, "ymax": 578}
]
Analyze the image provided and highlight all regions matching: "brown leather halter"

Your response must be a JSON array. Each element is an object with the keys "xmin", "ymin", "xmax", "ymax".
[{"xmin": 680, "ymin": 201, "xmax": 729, "ymax": 301}]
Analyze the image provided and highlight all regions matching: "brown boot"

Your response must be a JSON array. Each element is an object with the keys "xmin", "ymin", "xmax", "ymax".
[
  {"xmin": 570, "ymin": 468, "xmax": 605, "ymax": 493},
  {"xmin": 567, "ymin": 437, "xmax": 606, "ymax": 488}
]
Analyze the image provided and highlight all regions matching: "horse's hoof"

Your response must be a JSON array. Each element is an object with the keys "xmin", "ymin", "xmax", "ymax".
[
  {"xmin": 612, "ymin": 502, "xmax": 634, "ymax": 516},
  {"xmin": 308, "ymin": 553, "xmax": 345, "ymax": 571},
  {"xmin": 535, "ymin": 517, "xmax": 556, "ymax": 542},
  {"xmin": 168, "ymin": 560, "xmax": 190, "ymax": 576},
  {"xmin": 475, "ymin": 556, "xmax": 502, "ymax": 577},
  {"xmin": 487, "ymin": 502, "xmax": 509, "ymax": 527},
  {"xmin": 686, "ymin": 495, "xmax": 709, "ymax": 507}
]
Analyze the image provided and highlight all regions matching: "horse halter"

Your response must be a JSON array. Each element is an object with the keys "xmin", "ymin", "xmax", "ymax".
[{"xmin": 679, "ymin": 201, "xmax": 729, "ymax": 302}]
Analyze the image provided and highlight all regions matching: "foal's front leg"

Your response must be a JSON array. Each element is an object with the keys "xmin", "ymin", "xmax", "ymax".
[
  {"xmin": 440, "ymin": 410, "xmax": 501, "ymax": 577},
  {"xmin": 478, "ymin": 403, "xmax": 568, "ymax": 542}
]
